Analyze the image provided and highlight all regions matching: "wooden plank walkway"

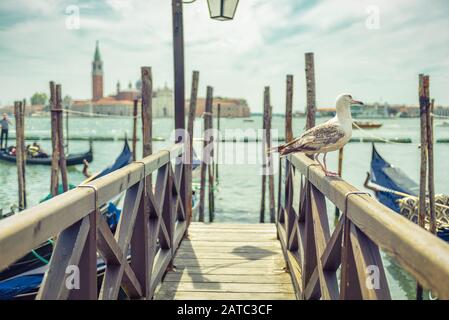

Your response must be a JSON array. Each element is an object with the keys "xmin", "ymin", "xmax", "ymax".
[{"xmin": 155, "ymin": 223, "xmax": 296, "ymax": 300}]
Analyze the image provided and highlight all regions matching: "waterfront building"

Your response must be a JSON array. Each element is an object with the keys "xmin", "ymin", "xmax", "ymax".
[
  {"xmin": 187, "ymin": 97, "xmax": 251, "ymax": 118},
  {"xmin": 69, "ymin": 42, "xmax": 174, "ymax": 118}
]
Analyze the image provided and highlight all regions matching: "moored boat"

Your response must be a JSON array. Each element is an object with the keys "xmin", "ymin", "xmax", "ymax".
[
  {"xmin": 352, "ymin": 121, "xmax": 383, "ymax": 129},
  {"xmin": 365, "ymin": 144, "xmax": 449, "ymax": 242},
  {"xmin": 0, "ymin": 145, "xmax": 92, "ymax": 166}
]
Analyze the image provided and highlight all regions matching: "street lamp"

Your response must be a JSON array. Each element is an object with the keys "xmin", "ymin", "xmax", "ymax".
[
  {"xmin": 171, "ymin": 0, "xmax": 239, "ymax": 224},
  {"xmin": 207, "ymin": 0, "xmax": 239, "ymax": 21}
]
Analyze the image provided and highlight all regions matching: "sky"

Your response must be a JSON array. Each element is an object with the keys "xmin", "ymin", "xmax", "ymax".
[{"xmin": 0, "ymin": 0, "xmax": 448, "ymax": 113}]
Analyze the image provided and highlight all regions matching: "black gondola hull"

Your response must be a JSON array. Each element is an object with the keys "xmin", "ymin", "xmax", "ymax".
[{"xmin": 0, "ymin": 150, "xmax": 92, "ymax": 166}]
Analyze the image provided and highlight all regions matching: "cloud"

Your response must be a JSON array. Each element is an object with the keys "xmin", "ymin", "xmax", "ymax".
[{"xmin": 0, "ymin": 0, "xmax": 448, "ymax": 112}]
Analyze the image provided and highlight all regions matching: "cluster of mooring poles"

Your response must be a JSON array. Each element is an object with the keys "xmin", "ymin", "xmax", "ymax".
[
  {"xmin": 261, "ymin": 52, "xmax": 326, "ymax": 224},
  {"xmin": 198, "ymin": 84, "xmax": 218, "ymax": 223},
  {"xmin": 49, "ymin": 82, "xmax": 69, "ymax": 196},
  {"xmin": 416, "ymin": 74, "xmax": 436, "ymax": 300}
]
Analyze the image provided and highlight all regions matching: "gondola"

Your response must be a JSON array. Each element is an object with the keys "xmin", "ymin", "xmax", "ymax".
[
  {"xmin": 0, "ymin": 143, "xmax": 201, "ymax": 299},
  {"xmin": 0, "ymin": 141, "xmax": 132, "ymax": 299},
  {"xmin": 366, "ymin": 144, "xmax": 449, "ymax": 242},
  {"xmin": 0, "ymin": 145, "xmax": 93, "ymax": 166}
]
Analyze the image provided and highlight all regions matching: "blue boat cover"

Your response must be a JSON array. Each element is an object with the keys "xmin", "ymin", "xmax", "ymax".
[
  {"xmin": 96, "ymin": 140, "xmax": 133, "ymax": 180},
  {"xmin": 0, "ymin": 275, "xmax": 43, "ymax": 300},
  {"xmin": 370, "ymin": 144, "xmax": 419, "ymax": 213}
]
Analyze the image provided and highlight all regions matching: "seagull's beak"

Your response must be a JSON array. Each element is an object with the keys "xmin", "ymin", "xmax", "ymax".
[{"xmin": 350, "ymin": 99, "xmax": 364, "ymax": 106}]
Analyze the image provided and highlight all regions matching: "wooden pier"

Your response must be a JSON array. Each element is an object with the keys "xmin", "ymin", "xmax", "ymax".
[{"xmin": 155, "ymin": 223, "xmax": 295, "ymax": 300}]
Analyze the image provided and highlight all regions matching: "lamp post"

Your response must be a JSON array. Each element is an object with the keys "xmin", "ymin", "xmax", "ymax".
[
  {"xmin": 171, "ymin": 0, "xmax": 239, "ymax": 227},
  {"xmin": 172, "ymin": 0, "xmax": 239, "ymax": 137}
]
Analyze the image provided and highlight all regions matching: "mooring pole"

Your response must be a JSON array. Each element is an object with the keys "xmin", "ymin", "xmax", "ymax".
[
  {"xmin": 186, "ymin": 71, "xmax": 199, "ymax": 225},
  {"xmin": 208, "ymin": 99, "xmax": 215, "ymax": 221},
  {"xmin": 20, "ymin": 100, "xmax": 26, "ymax": 208},
  {"xmin": 49, "ymin": 82, "xmax": 60, "ymax": 197},
  {"xmin": 132, "ymin": 98, "xmax": 138, "ymax": 161},
  {"xmin": 427, "ymin": 98, "xmax": 436, "ymax": 235},
  {"xmin": 216, "ymin": 103, "xmax": 221, "ymax": 182},
  {"xmin": 260, "ymin": 87, "xmax": 270, "ymax": 223},
  {"xmin": 417, "ymin": 73, "xmax": 429, "ymax": 300},
  {"xmin": 14, "ymin": 101, "xmax": 26, "ymax": 210},
  {"xmin": 199, "ymin": 86, "xmax": 213, "ymax": 222},
  {"xmin": 305, "ymin": 52, "xmax": 316, "ymax": 130},
  {"xmin": 278, "ymin": 75, "xmax": 293, "ymax": 223},
  {"xmin": 267, "ymin": 103, "xmax": 275, "ymax": 223},
  {"xmin": 56, "ymin": 85, "xmax": 69, "ymax": 192}
]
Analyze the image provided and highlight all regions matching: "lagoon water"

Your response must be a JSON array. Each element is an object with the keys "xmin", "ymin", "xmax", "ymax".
[{"xmin": 1, "ymin": 115, "xmax": 449, "ymax": 299}]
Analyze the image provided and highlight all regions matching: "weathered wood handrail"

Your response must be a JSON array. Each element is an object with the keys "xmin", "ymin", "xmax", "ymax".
[
  {"xmin": 0, "ymin": 143, "xmax": 188, "ymax": 299},
  {"xmin": 277, "ymin": 152, "xmax": 449, "ymax": 300}
]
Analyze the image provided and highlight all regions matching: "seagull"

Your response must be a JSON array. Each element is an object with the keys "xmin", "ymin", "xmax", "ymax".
[{"xmin": 271, "ymin": 94, "xmax": 364, "ymax": 176}]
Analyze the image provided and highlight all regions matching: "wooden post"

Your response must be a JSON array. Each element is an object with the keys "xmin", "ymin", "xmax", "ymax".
[
  {"xmin": 199, "ymin": 86, "xmax": 213, "ymax": 222},
  {"xmin": 65, "ymin": 98, "xmax": 69, "ymax": 154},
  {"xmin": 20, "ymin": 100, "xmax": 26, "ymax": 208},
  {"xmin": 132, "ymin": 99, "xmax": 138, "ymax": 161},
  {"xmin": 216, "ymin": 103, "xmax": 221, "ymax": 182},
  {"xmin": 305, "ymin": 52, "xmax": 316, "ymax": 129},
  {"xmin": 417, "ymin": 73, "xmax": 429, "ymax": 300},
  {"xmin": 335, "ymin": 147, "xmax": 344, "ymax": 217},
  {"xmin": 285, "ymin": 75, "xmax": 294, "ymax": 142},
  {"xmin": 208, "ymin": 101, "xmax": 215, "ymax": 221},
  {"xmin": 260, "ymin": 87, "xmax": 270, "ymax": 223},
  {"xmin": 56, "ymin": 85, "xmax": 69, "ymax": 192},
  {"xmin": 186, "ymin": 70, "xmax": 199, "ymax": 225},
  {"xmin": 267, "ymin": 104, "xmax": 275, "ymax": 223},
  {"xmin": 130, "ymin": 67, "xmax": 153, "ymax": 298},
  {"xmin": 427, "ymin": 98, "xmax": 436, "ymax": 234},
  {"xmin": 14, "ymin": 101, "xmax": 26, "ymax": 210},
  {"xmin": 141, "ymin": 68, "xmax": 153, "ymax": 160},
  {"xmin": 278, "ymin": 75, "xmax": 293, "ymax": 220},
  {"xmin": 49, "ymin": 82, "xmax": 60, "ymax": 197}
]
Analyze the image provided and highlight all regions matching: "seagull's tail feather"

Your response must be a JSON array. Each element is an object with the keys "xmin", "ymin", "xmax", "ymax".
[{"xmin": 267, "ymin": 143, "xmax": 299, "ymax": 156}]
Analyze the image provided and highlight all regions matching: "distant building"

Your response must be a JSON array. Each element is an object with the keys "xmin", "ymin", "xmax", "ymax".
[
  {"xmin": 92, "ymin": 41, "xmax": 103, "ymax": 101},
  {"xmin": 186, "ymin": 97, "xmax": 250, "ymax": 118},
  {"xmin": 153, "ymin": 84, "xmax": 174, "ymax": 118},
  {"xmin": 70, "ymin": 42, "xmax": 174, "ymax": 118}
]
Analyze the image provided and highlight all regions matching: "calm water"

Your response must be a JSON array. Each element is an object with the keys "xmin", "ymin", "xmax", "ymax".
[{"xmin": 1, "ymin": 115, "xmax": 449, "ymax": 299}]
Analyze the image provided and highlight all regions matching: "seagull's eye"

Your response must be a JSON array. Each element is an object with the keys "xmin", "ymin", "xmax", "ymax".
[{"xmin": 348, "ymin": 95, "xmax": 352, "ymax": 99}]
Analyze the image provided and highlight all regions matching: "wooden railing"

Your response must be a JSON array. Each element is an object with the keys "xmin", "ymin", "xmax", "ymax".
[
  {"xmin": 0, "ymin": 143, "xmax": 188, "ymax": 299},
  {"xmin": 277, "ymin": 152, "xmax": 449, "ymax": 300}
]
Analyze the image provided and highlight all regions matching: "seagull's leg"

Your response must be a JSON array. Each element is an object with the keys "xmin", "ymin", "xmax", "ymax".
[
  {"xmin": 323, "ymin": 153, "xmax": 339, "ymax": 177},
  {"xmin": 314, "ymin": 153, "xmax": 326, "ymax": 172}
]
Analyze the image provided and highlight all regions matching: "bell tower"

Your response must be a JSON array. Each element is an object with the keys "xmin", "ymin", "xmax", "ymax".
[{"xmin": 92, "ymin": 40, "xmax": 103, "ymax": 101}]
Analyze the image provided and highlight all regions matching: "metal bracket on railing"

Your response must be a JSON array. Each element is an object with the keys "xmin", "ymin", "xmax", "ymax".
[
  {"xmin": 343, "ymin": 191, "xmax": 372, "ymax": 215},
  {"xmin": 305, "ymin": 163, "xmax": 321, "ymax": 180},
  {"xmin": 133, "ymin": 161, "xmax": 147, "ymax": 179},
  {"xmin": 78, "ymin": 184, "xmax": 99, "ymax": 216}
]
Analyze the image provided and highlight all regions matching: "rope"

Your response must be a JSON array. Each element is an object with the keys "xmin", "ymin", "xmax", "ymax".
[
  {"xmin": 369, "ymin": 180, "xmax": 449, "ymax": 210},
  {"xmin": 352, "ymin": 121, "xmax": 421, "ymax": 146},
  {"xmin": 431, "ymin": 113, "xmax": 449, "ymax": 120},
  {"xmin": 64, "ymin": 109, "xmax": 138, "ymax": 119},
  {"xmin": 30, "ymin": 239, "xmax": 55, "ymax": 265}
]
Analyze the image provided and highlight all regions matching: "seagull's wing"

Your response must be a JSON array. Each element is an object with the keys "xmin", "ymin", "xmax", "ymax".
[{"xmin": 279, "ymin": 122, "xmax": 346, "ymax": 155}]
